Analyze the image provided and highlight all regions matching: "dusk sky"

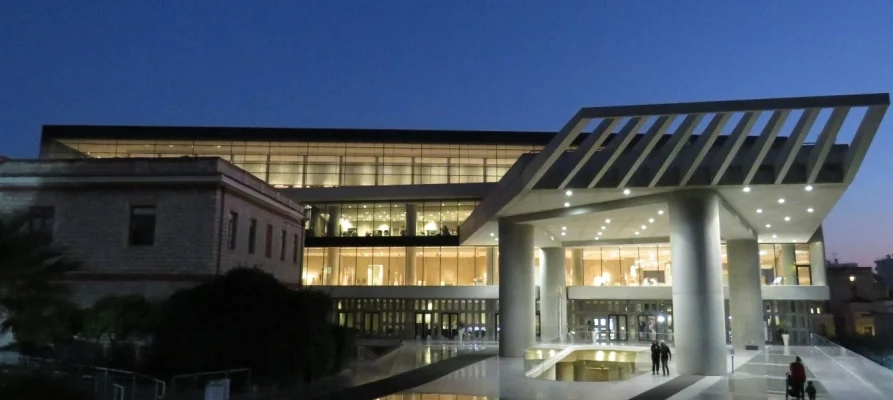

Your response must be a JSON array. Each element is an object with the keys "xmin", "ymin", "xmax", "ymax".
[{"xmin": 1, "ymin": 2, "xmax": 891, "ymax": 266}]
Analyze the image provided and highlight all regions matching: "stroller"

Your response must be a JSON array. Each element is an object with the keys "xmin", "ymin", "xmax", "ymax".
[{"xmin": 785, "ymin": 373, "xmax": 804, "ymax": 399}]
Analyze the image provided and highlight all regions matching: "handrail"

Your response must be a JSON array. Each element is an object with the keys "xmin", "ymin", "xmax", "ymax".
[{"xmin": 16, "ymin": 355, "xmax": 168, "ymax": 399}]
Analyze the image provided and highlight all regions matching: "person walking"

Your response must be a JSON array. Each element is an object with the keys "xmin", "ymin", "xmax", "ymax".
[
  {"xmin": 805, "ymin": 381, "xmax": 817, "ymax": 400},
  {"xmin": 659, "ymin": 340, "xmax": 672, "ymax": 376},
  {"xmin": 788, "ymin": 356, "xmax": 807, "ymax": 399},
  {"xmin": 650, "ymin": 340, "xmax": 661, "ymax": 375}
]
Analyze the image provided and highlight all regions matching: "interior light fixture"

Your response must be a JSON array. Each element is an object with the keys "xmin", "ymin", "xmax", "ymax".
[
  {"xmin": 565, "ymin": 190, "xmax": 573, "ymax": 196},
  {"xmin": 490, "ymin": 233, "xmax": 494, "ymax": 237},
  {"xmin": 564, "ymin": 202, "xmax": 570, "ymax": 207},
  {"xmin": 597, "ymin": 232, "xmax": 602, "ymax": 236},
  {"xmin": 562, "ymin": 226, "xmax": 567, "ymax": 230},
  {"xmin": 595, "ymin": 237, "xmax": 600, "ymax": 241},
  {"xmin": 601, "ymin": 226, "xmax": 606, "ymax": 230},
  {"xmin": 784, "ymin": 216, "xmax": 791, "ymax": 221},
  {"xmin": 805, "ymin": 185, "xmax": 813, "ymax": 191},
  {"xmin": 648, "ymin": 218, "xmax": 654, "ymax": 223},
  {"xmin": 561, "ymin": 232, "xmax": 566, "ymax": 236},
  {"xmin": 634, "ymin": 231, "xmax": 640, "ymax": 235},
  {"xmin": 756, "ymin": 208, "xmax": 763, "ymax": 213},
  {"xmin": 641, "ymin": 225, "xmax": 647, "ymax": 230},
  {"xmin": 623, "ymin": 188, "xmax": 631, "ymax": 195},
  {"xmin": 657, "ymin": 210, "xmax": 664, "ymax": 215},
  {"xmin": 807, "ymin": 208, "xmax": 814, "ymax": 213},
  {"xmin": 766, "ymin": 224, "xmax": 771, "ymax": 228},
  {"xmin": 742, "ymin": 187, "xmax": 751, "ymax": 193},
  {"xmin": 778, "ymin": 198, "xmax": 785, "ymax": 204},
  {"xmin": 605, "ymin": 219, "xmax": 611, "ymax": 223},
  {"xmin": 772, "ymin": 234, "xmax": 777, "ymax": 238}
]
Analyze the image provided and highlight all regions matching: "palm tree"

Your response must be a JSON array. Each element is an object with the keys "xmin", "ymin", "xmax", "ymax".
[{"xmin": 0, "ymin": 213, "xmax": 81, "ymax": 347}]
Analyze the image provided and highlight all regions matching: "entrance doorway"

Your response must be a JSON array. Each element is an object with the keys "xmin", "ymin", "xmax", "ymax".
[
  {"xmin": 414, "ymin": 312, "xmax": 435, "ymax": 339},
  {"xmin": 493, "ymin": 312, "xmax": 541, "ymax": 341},
  {"xmin": 361, "ymin": 312, "xmax": 380, "ymax": 336},
  {"xmin": 590, "ymin": 315, "xmax": 628, "ymax": 341},
  {"xmin": 441, "ymin": 313, "xmax": 459, "ymax": 339}
]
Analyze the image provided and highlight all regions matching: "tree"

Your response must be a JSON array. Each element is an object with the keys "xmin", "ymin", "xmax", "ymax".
[
  {"xmin": 145, "ymin": 267, "xmax": 341, "ymax": 383},
  {"xmin": 0, "ymin": 213, "xmax": 81, "ymax": 348},
  {"xmin": 80, "ymin": 295, "xmax": 157, "ymax": 344}
]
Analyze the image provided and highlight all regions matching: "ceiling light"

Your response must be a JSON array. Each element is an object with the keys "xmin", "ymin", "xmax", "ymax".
[
  {"xmin": 601, "ymin": 226, "xmax": 606, "ymax": 230},
  {"xmin": 490, "ymin": 233, "xmax": 494, "ymax": 237},
  {"xmin": 766, "ymin": 224, "xmax": 771, "ymax": 228},
  {"xmin": 565, "ymin": 190, "xmax": 573, "ymax": 196},
  {"xmin": 778, "ymin": 198, "xmax": 785, "ymax": 204},
  {"xmin": 784, "ymin": 216, "xmax": 791, "ymax": 221},
  {"xmin": 595, "ymin": 237, "xmax": 600, "ymax": 241},
  {"xmin": 807, "ymin": 208, "xmax": 814, "ymax": 213},
  {"xmin": 562, "ymin": 226, "xmax": 567, "ymax": 230},
  {"xmin": 641, "ymin": 225, "xmax": 647, "ymax": 230},
  {"xmin": 634, "ymin": 231, "xmax": 640, "ymax": 235},
  {"xmin": 597, "ymin": 232, "xmax": 602, "ymax": 236},
  {"xmin": 561, "ymin": 232, "xmax": 566, "ymax": 236},
  {"xmin": 805, "ymin": 185, "xmax": 813, "ymax": 191},
  {"xmin": 605, "ymin": 219, "xmax": 611, "ymax": 224},
  {"xmin": 564, "ymin": 202, "xmax": 570, "ymax": 207},
  {"xmin": 772, "ymin": 234, "xmax": 777, "ymax": 238},
  {"xmin": 743, "ymin": 187, "xmax": 751, "ymax": 193},
  {"xmin": 623, "ymin": 189, "xmax": 631, "ymax": 195},
  {"xmin": 551, "ymin": 236, "xmax": 554, "ymax": 240},
  {"xmin": 657, "ymin": 210, "xmax": 664, "ymax": 215},
  {"xmin": 756, "ymin": 208, "xmax": 763, "ymax": 213},
  {"xmin": 648, "ymin": 218, "xmax": 654, "ymax": 223}
]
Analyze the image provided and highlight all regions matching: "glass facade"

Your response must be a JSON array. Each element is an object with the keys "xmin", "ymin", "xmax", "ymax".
[
  {"xmin": 303, "ymin": 246, "xmax": 491, "ymax": 286},
  {"xmin": 46, "ymin": 140, "xmax": 541, "ymax": 187},
  {"xmin": 307, "ymin": 200, "xmax": 479, "ymax": 237},
  {"xmin": 301, "ymin": 243, "xmax": 817, "ymax": 287}
]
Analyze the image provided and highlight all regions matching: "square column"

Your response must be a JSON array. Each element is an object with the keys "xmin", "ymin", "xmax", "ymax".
[
  {"xmin": 498, "ymin": 219, "xmax": 535, "ymax": 357},
  {"xmin": 727, "ymin": 239, "xmax": 766, "ymax": 351},
  {"xmin": 668, "ymin": 190, "xmax": 727, "ymax": 376},
  {"xmin": 405, "ymin": 246, "xmax": 417, "ymax": 285},
  {"xmin": 539, "ymin": 247, "xmax": 567, "ymax": 342},
  {"xmin": 809, "ymin": 226, "xmax": 827, "ymax": 286},
  {"xmin": 777, "ymin": 244, "xmax": 797, "ymax": 285}
]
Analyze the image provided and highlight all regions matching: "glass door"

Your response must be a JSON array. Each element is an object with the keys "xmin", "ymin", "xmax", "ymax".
[
  {"xmin": 415, "ymin": 312, "xmax": 434, "ymax": 339},
  {"xmin": 362, "ymin": 312, "xmax": 380, "ymax": 336},
  {"xmin": 441, "ymin": 312, "xmax": 459, "ymax": 339}
]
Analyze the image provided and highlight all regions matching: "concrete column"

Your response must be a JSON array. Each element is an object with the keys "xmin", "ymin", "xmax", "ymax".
[
  {"xmin": 498, "ymin": 220, "xmax": 535, "ymax": 357},
  {"xmin": 326, "ymin": 205, "xmax": 341, "ymax": 237},
  {"xmin": 325, "ymin": 247, "xmax": 340, "ymax": 285},
  {"xmin": 405, "ymin": 204, "xmax": 418, "ymax": 236},
  {"xmin": 405, "ymin": 246, "xmax": 417, "ymax": 285},
  {"xmin": 809, "ymin": 227, "xmax": 827, "ymax": 286},
  {"xmin": 777, "ymin": 244, "xmax": 797, "ymax": 285},
  {"xmin": 310, "ymin": 206, "xmax": 326, "ymax": 237},
  {"xmin": 486, "ymin": 247, "xmax": 497, "ymax": 285},
  {"xmin": 540, "ymin": 247, "xmax": 567, "ymax": 342},
  {"xmin": 571, "ymin": 249, "xmax": 584, "ymax": 286},
  {"xmin": 668, "ymin": 190, "xmax": 727, "ymax": 375},
  {"xmin": 727, "ymin": 239, "xmax": 766, "ymax": 351}
]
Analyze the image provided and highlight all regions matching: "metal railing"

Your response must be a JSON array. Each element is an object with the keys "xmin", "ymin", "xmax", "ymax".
[
  {"xmin": 556, "ymin": 329, "xmax": 675, "ymax": 344},
  {"xmin": 356, "ymin": 346, "xmax": 378, "ymax": 360},
  {"xmin": 809, "ymin": 334, "xmax": 893, "ymax": 396},
  {"xmin": 170, "ymin": 368, "xmax": 251, "ymax": 399},
  {"xmin": 16, "ymin": 356, "xmax": 166, "ymax": 400}
]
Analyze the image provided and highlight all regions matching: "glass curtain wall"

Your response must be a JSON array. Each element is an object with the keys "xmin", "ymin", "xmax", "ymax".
[
  {"xmin": 312, "ymin": 201, "xmax": 479, "ymax": 237},
  {"xmin": 48, "ymin": 140, "xmax": 542, "ymax": 187},
  {"xmin": 303, "ymin": 246, "xmax": 490, "ymax": 286}
]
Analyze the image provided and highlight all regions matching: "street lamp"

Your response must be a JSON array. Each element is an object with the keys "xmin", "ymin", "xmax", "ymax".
[{"xmin": 850, "ymin": 275, "xmax": 856, "ymax": 282}]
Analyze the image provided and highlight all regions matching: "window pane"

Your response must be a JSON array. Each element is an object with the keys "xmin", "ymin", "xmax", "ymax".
[{"xmin": 129, "ymin": 206, "xmax": 156, "ymax": 246}]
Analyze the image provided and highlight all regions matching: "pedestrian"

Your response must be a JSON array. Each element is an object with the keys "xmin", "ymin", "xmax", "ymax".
[
  {"xmin": 659, "ymin": 340, "xmax": 672, "ymax": 376},
  {"xmin": 650, "ymin": 340, "xmax": 661, "ymax": 375},
  {"xmin": 805, "ymin": 381, "xmax": 817, "ymax": 400},
  {"xmin": 788, "ymin": 356, "xmax": 807, "ymax": 399}
]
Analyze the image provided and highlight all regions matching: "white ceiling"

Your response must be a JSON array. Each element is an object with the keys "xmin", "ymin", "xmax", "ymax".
[{"xmin": 462, "ymin": 183, "xmax": 846, "ymax": 247}]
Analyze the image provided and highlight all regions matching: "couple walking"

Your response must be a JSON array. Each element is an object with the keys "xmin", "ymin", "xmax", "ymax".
[{"xmin": 650, "ymin": 340, "xmax": 671, "ymax": 375}]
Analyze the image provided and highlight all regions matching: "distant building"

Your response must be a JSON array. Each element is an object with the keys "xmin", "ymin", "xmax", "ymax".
[
  {"xmin": 825, "ymin": 263, "xmax": 892, "ymax": 337},
  {"xmin": 0, "ymin": 157, "xmax": 305, "ymax": 305}
]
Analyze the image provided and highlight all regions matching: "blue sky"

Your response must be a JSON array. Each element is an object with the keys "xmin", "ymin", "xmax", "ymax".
[{"xmin": 1, "ymin": 1, "xmax": 891, "ymax": 265}]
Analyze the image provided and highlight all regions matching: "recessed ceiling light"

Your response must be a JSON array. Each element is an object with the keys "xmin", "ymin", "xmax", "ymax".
[
  {"xmin": 657, "ymin": 210, "xmax": 664, "ymax": 215},
  {"xmin": 634, "ymin": 231, "xmax": 640, "ymax": 235},
  {"xmin": 597, "ymin": 232, "xmax": 602, "ymax": 236},
  {"xmin": 623, "ymin": 189, "xmax": 631, "ymax": 195},
  {"xmin": 771, "ymin": 234, "xmax": 777, "ymax": 238},
  {"xmin": 564, "ymin": 202, "xmax": 570, "ymax": 207},
  {"xmin": 605, "ymin": 219, "xmax": 611, "ymax": 224},
  {"xmin": 807, "ymin": 208, "xmax": 814, "ymax": 213},
  {"xmin": 743, "ymin": 187, "xmax": 751, "ymax": 193},
  {"xmin": 562, "ymin": 226, "xmax": 567, "ymax": 230},
  {"xmin": 601, "ymin": 226, "xmax": 606, "ymax": 230},
  {"xmin": 565, "ymin": 190, "xmax": 573, "ymax": 196},
  {"xmin": 648, "ymin": 218, "xmax": 654, "ymax": 223},
  {"xmin": 805, "ymin": 185, "xmax": 813, "ymax": 191},
  {"xmin": 490, "ymin": 233, "xmax": 494, "ymax": 237},
  {"xmin": 595, "ymin": 237, "xmax": 600, "ymax": 241},
  {"xmin": 641, "ymin": 225, "xmax": 647, "ymax": 230},
  {"xmin": 756, "ymin": 208, "xmax": 763, "ymax": 213},
  {"xmin": 550, "ymin": 236, "xmax": 554, "ymax": 240},
  {"xmin": 561, "ymin": 232, "xmax": 566, "ymax": 236},
  {"xmin": 766, "ymin": 224, "xmax": 772, "ymax": 228},
  {"xmin": 778, "ymin": 198, "xmax": 785, "ymax": 204},
  {"xmin": 784, "ymin": 216, "xmax": 791, "ymax": 221}
]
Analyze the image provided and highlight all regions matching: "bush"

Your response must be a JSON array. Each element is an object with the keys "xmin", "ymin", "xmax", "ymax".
[
  {"xmin": 0, "ymin": 371, "xmax": 89, "ymax": 400},
  {"xmin": 145, "ymin": 267, "xmax": 339, "ymax": 383}
]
